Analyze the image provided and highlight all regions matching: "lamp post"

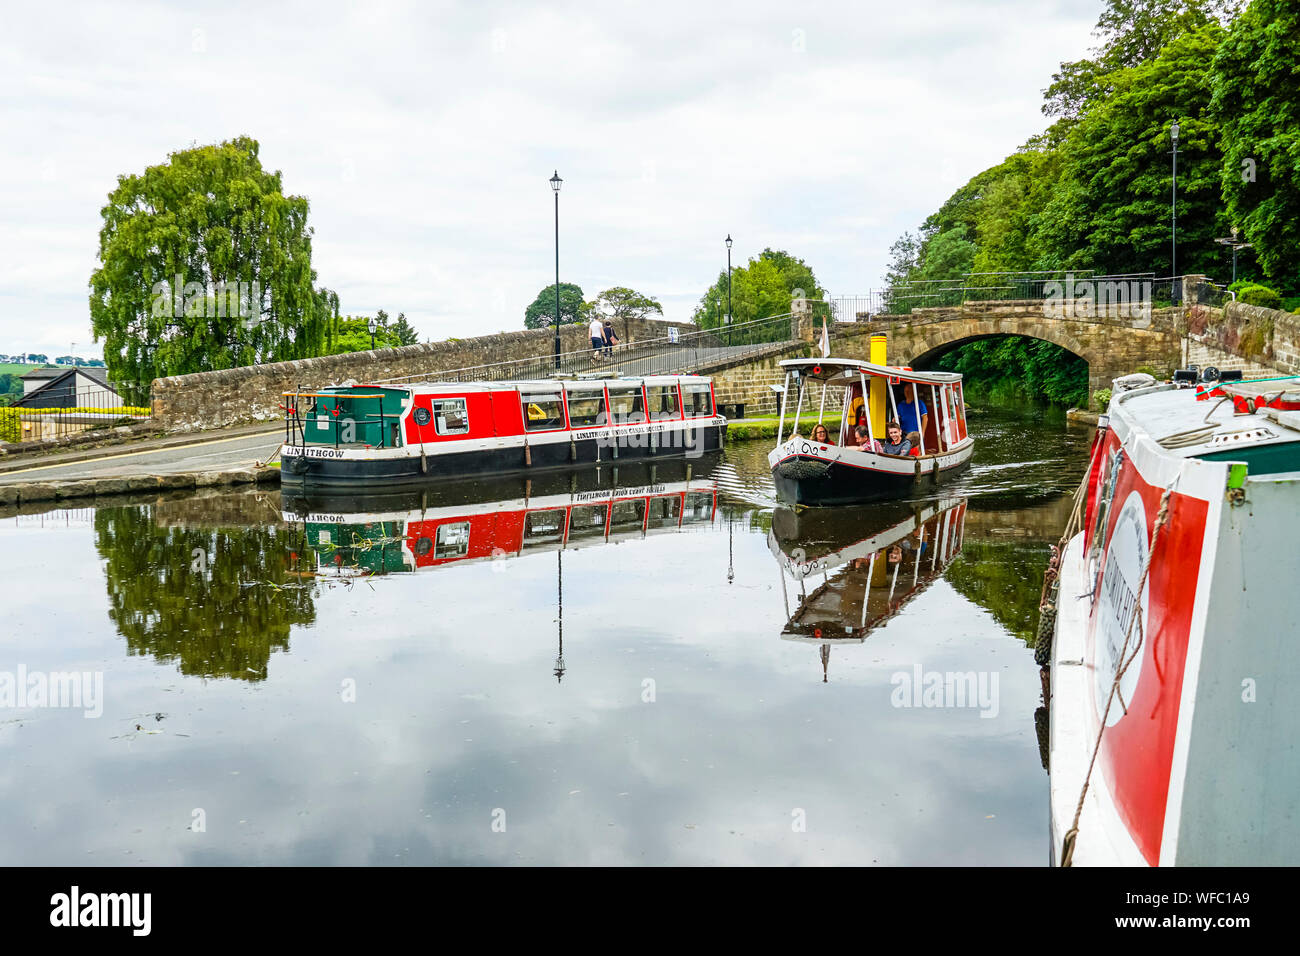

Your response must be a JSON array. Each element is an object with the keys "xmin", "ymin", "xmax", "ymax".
[
  {"xmin": 550, "ymin": 170, "xmax": 563, "ymax": 369},
  {"xmin": 1171, "ymin": 121, "xmax": 1179, "ymax": 303},
  {"xmin": 1216, "ymin": 227, "xmax": 1253, "ymax": 284},
  {"xmin": 367, "ymin": 315, "xmax": 377, "ymax": 350},
  {"xmin": 725, "ymin": 234, "xmax": 733, "ymax": 346}
]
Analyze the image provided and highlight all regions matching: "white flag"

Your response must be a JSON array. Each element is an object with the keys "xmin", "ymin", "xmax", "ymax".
[{"xmin": 819, "ymin": 318, "xmax": 830, "ymax": 358}]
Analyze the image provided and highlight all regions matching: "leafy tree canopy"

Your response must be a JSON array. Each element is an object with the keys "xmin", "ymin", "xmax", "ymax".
[
  {"xmin": 524, "ymin": 283, "xmax": 585, "ymax": 329},
  {"xmin": 1210, "ymin": 0, "xmax": 1300, "ymax": 283},
  {"xmin": 693, "ymin": 248, "xmax": 829, "ymax": 329},
  {"xmin": 89, "ymin": 136, "xmax": 323, "ymax": 399}
]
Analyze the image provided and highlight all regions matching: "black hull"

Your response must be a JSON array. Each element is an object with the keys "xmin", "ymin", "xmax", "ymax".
[
  {"xmin": 771, "ymin": 455, "xmax": 969, "ymax": 506},
  {"xmin": 281, "ymin": 424, "xmax": 726, "ymax": 491}
]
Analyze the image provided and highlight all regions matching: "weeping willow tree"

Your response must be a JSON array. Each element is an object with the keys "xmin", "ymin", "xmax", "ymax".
[{"xmin": 89, "ymin": 137, "xmax": 325, "ymax": 403}]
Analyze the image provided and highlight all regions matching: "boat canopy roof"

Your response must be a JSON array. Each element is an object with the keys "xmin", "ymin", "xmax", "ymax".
[{"xmin": 778, "ymin": 357, "xmax": 961, "ymax": 386}]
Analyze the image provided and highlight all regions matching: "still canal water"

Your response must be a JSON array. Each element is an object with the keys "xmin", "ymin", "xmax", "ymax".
[{"xmin": 0, "ymin": 407, "xmax": 1092, "ymax": 865}]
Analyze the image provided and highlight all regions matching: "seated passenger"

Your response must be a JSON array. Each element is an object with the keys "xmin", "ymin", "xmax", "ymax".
[
  {"xmin": 878, "ymin": 420, "xmax": 912, "ymax": 457},
  {"xmin": 811, "ymin": 423, "xmax": 832, "ymax": 444},
  {"xmin": 854, "ymin": 424, "xmax": 881, "ymax": 452},
  {"xmin": 905, "ymin": 430, "xmax": 922, "ymax": 449}
]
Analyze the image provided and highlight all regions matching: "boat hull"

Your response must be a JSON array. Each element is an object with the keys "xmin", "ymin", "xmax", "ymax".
[{"xmin": 768, "ymin": 439, "xmax": 974, "ymax": 506}]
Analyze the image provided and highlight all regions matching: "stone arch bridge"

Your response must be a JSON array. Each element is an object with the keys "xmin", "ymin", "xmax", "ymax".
[{"xmin": 704, "ymin": 298, "xmax": 1184, "ymax": 416}]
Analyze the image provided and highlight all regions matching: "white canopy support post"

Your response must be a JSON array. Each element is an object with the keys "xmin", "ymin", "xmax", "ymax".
[
  {"xmin": 916, "ymin": 383, "xmax": 926, "ymax": 456},
  {"xmin": 888, "ymin": 380, "xmax": 900, "ymax": 433},
  {"xmin": 776, "ymin": 371, "xmax": 791, "ymax": 445},
  {"xmin": 818, "ymin": 380, "xmax": 827, "ymax": 425},
  {"xmin": 932, "ymin": 384, "xmax": 944, "ymax": 452},
  {"xmin": 888, "ymin": 557, "xmax": 901, "ymax": 605},
  {"xmin": 861, "ymin": 551, "xmax": 877, "ymax": 629},
  {"xmin": 840, "ymin": 383, "xmax": 852, "ymax": 444},
  {"xmin": 912, "ymin": 516, "xmax": 922, "ymax": 586}
]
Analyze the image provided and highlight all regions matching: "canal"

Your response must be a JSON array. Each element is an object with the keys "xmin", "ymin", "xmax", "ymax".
[{"xmin": 0, "ymin": 406, "xmax": 1093, "ymax": 865}]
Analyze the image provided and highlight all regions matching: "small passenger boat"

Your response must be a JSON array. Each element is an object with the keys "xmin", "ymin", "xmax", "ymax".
[
  {"xmin": 279, "ymin": 374, "xmax": 726, "ymax": 489},
  {"xmin": 767, "ymin": 339, "xmax": 973, "ymax": 505},
  {"xmin": 1046, "ymin": 372, "xmax": 1300, "ymax": 865}
]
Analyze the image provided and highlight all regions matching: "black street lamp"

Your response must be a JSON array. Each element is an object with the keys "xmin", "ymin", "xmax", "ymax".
[
  {"xmin": 725, "ymin": 234, "xmax": 733, "ymax": 346},
  {"xmin": 367, "ymin": 315, "xmax": 377, "ymax": 350},
  {"xmin": 1216, "ymin": 226, "xmax": 1253, "ymax": 284},
  {"xmin": 1171, "ymin": 122, "xmax": 1180, "ymax": 302},
  {"xmin": 550, "ymin": 170, "xmax": 563, "ymax": 369}
]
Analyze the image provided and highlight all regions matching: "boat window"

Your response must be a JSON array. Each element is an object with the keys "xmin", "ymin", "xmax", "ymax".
[
  {"xmin": 646, "ymin": 494, "xmax": 682, "ymax": 528},
  {"xmin": 609, "ymin": 499, "xmax": 646, "ymax": 530},
  {"xmin": 566, "ymin": 505, "xmax": 609, "ymax": 542},
  {"xmin": 431, "ymin": 398, "xmax": 470, "ymax": 436},
  {"xmin": 608, "ymin": 386, "xmax": 646, "ymax": 423},
  {"xmin": 566, "ymin": 389, "xmax": 607, "ymax": 427},
  {"xmin": 647, "ymin": 385, "xmax": 680, "ymax": 418},
  {"xmin": 682, "ymin": 383, "xmax": 713, "ymax": 417},
  {"xmin": 685, "ymin": 492, "xmax": 715, "ymax": 520},
  {"xmin": 434, "ymin": 522, "xmax": 470, "ymax": 559},
  {"xmin": 522, "ymin": 509, "xmax": 566, "ymax": 547},
  {"xmin": 520, "ymin": 390, "xmax": 566, "ymax": 431}
]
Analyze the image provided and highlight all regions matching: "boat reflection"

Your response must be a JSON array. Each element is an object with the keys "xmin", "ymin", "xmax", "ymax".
[
  {"xmin": 770, "ymin": 497, "xmax": 969, "ymax": 680},
  {"xmin": 281, "ymin": 459, "xmax": 720, "ymax": 578}
]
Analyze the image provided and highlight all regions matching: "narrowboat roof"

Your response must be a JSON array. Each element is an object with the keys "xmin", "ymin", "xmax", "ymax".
[
  {"xmin": 348, "ymin": 374, "xmax": 714, "ymax": 394},
  {"xmin": 1111, "ymin": 379, "xmax": 1300, "ymax": 463},
  {"xmin": 778, "ymin": 358, "xmax": 962, "ymax": 385}
]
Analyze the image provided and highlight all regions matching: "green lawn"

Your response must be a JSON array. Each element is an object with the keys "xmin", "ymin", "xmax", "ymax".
[{"xmin": 0, "ymin": 363, "xmax": 58, "ymax": 376}]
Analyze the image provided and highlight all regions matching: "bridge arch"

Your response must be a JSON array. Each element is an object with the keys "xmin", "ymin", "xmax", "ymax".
[{"xmin": 902, "ymin": 321, "xmax": 1099, "ymax": 372}]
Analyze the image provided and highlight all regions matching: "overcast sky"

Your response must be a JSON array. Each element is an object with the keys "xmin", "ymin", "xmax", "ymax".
[{"xmin": 0, "ymin": 0, "xmax": 1100, "ymax": 358}]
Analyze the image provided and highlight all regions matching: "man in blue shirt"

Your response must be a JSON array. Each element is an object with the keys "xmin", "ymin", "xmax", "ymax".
[{"xmin": 897, "ymin": 383, "xmax": 928, "ymax": 445}]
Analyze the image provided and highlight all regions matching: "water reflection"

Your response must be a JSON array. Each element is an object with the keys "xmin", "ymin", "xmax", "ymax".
[
  {"xmin": 92, "ymin": 503, "xmax": 314, "ymax": 682},
  {"xmin": 770, "ymin": 499, "xmax": 969, "ymax": 680}
]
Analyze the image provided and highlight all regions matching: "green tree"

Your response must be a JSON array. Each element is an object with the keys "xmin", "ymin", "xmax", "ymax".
[
  {"xmin": 524, "ymin": 283, "xmax": 585, "ymax": 330},
  {"xmin": 1210, "ymin": 0, "xmax": 1300, "ymax": 287},
  {"xmin": 1034, "ymin": 25, "xmax": 1229, "ymax": 277},
  {"xmin": 390, "ymin": 312, "xmax": 420, "ymax": 345},
  {"xmin": 693, "ymin": 248, "xmax": 829, "ymax": 330},
  {"xmin": 320, "ymin": 316, "xmax": 406, "ymax": 355},
  {"xmin": 89, "ymin": 137, "xmax": 322, "ymax": 401}
]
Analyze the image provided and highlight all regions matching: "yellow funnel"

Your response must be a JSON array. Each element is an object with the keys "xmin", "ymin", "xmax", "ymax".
[{"xmin": 870, "ymin": 334, "xmax": 887, "ymax": 439}]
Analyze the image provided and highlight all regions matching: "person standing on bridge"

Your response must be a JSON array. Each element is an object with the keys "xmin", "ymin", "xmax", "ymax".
[
  {"xmin": 588, "ymin": 315, "xmax": 606, "ymax": 363},
  {"xmin": 897, "ymin": 383, "xmax": 928, "ymax": 447},
  {"xmin": 602, "ymin": 319, "xmax": 618, "ymax": 357}
]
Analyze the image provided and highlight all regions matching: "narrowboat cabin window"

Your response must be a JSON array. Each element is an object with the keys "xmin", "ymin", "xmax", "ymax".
[
  {"xmin": 683, "ymin": 383, "xmax": 713, "ymax": 417},
  {"xmin": 432, "ymin": 398, "xmax": 470, "ymax": 435},
  {"xmin": 685, "ymin": 492, "xmax": 714, "ymax": 519},
  {"xmin": 610, "ymin": 499, "xmax": 646, "ymax": 530},
  {"xmin": 435, "ymin": 522, "xmax": 470, "ymax": 559},
  {"xmin": 647, "ymin": 385, "xmax": 680, "ymax": 418},
  {"xmin": 523, "ymin": 509, "xmax": 566, "ymax": 547},
  {"xmin": 647, "ymin": 494, "xmax": 681, "ymax": 527},
  {"xmin": 607, "ymin": 386, "xmax": 646, "ymax": 423},
  {"xmin": 567, "ymin": 505, "xmax": 609, "ymax": 542},
  {"xmin": 565, "ymin": 389, "xmax": 607, "ymax": 427},
  {"xmin": 521, "ymin": 391, "xmax": 566, "ymax": 431}
]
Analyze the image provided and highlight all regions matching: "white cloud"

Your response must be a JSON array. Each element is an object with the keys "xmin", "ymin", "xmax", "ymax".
[{"xmin": 0, "ymin": 0, "xmax": 1096, "ymax": 357}]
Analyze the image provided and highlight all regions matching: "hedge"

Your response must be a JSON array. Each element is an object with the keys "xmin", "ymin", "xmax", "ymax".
[{"xmin": 0, "ymin": 406, "xmax": 149, "ymax": 442}]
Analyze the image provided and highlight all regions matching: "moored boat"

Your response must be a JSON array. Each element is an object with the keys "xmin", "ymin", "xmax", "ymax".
[
  {"xmin": 1047, "ymin": 372, "xmax": 1300, "ymax": 865},
  {"xmin": 767, "ymin": 337, "xmax": 973, "ymax": 505},
  {"xmin": 279, "ymin": 373, "xmax": 726, "ymax": 489}
]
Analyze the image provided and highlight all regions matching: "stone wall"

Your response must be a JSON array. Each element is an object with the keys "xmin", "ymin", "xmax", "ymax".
[
  {"xmin": 1184, "ymin": 301, "xmax": 1300, "ymax": 377},
  {"xmin": 152, "ymin": 316, "xmax": 697, "ymax": 431}
]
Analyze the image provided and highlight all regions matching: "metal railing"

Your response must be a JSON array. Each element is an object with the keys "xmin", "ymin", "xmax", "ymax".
[
  {"xmin": 374, "ymin": 312, "xmax": 800, "ymax": 386},
  {"xmin": 0, "ymin": 385, "xmax": 149, "ymax": 443}
]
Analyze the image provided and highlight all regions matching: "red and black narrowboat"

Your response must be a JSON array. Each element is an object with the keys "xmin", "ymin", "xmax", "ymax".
[{"xmin": 279, "ymin": 374, "xmax": 726, "ymax": 489}]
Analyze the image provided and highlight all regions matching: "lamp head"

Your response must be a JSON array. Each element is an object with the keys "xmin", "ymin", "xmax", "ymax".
[
  {"xmin": 550, "ymin": 170, "xmax": 563, "ymax": 192},
  {"xmin": 725, "ymin": 234, "xmax": 732, "ymax": 249}
]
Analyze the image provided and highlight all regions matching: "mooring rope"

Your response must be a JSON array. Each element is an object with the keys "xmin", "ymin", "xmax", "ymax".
[{"xmin": 1059, "ymin": 485, "xmax": 1173, "ymax": 867}]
